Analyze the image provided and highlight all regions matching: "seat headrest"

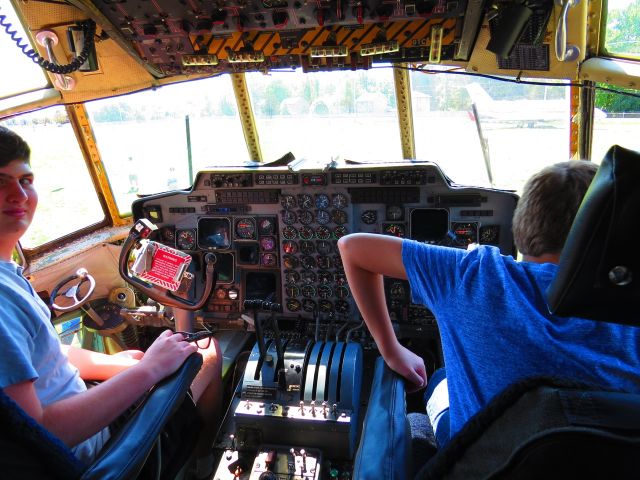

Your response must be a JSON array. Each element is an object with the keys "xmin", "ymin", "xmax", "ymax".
[{"xmin": 546, "ymin": 145, "xmax": 640, "ymax": 325}]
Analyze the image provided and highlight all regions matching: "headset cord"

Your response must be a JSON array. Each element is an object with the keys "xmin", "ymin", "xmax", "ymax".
[{"xmin": 0, "ymin": 9, "xmax": 96, "ymax": 75}]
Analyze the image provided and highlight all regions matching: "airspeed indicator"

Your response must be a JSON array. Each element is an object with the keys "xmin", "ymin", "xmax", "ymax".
[{"xmin": 235, "ymin": 217, "xmax": 256, "ymax": 239}]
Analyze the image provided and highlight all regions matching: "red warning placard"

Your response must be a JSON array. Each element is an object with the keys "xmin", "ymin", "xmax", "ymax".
[{"xmin": 136, "ymin": 243, "xmax": 191, "ymax": 291}]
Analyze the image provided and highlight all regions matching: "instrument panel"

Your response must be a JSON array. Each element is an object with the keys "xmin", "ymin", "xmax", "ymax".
[{"xmin": 133, "ymin": 161, "xmax": 517, "ymax": 327}]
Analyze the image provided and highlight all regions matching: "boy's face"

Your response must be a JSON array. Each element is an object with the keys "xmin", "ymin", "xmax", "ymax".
[{"xmin": 0, "ymin": 160, "xmax": 38, "ymax": 253}]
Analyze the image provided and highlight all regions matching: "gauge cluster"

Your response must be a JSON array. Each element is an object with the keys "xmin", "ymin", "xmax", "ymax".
[
  {"xmin": 133, "ymin": 163, "xmax": 518, "ymax": 328},
  {"xmin": 279, "ymin": 191, "xmax": 351, "ymax": 315}
]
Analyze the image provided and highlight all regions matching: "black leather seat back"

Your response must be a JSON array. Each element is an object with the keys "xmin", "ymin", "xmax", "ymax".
[
  {"xmin": 0, "ymin": 353, "xmax": 202, "ymax": 480},
  {"xmin": 414, "ymin": 377, "xmax": 640, "ymax": 480},
  {"xmin": 547, "ymin": 145, "xmax": 640, "ymax": 324}
]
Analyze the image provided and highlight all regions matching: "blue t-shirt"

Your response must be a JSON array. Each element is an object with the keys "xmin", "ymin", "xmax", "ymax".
[
  {"xmin": 0, "ymin": 261, "xmax": 108, "ymax": 463},
  {"xmin": 402, "ymin": 241, "xmax": 640, "ymax": 438}
]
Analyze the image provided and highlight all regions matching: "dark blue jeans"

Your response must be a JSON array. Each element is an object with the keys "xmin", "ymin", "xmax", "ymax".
[{"xmin": 423, "ymin": 368, "xmax": 450, "ymax": 448}]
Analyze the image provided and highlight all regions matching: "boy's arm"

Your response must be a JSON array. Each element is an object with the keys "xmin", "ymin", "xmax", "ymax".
[
  {"xmin": 62, "ymin": 345, "xmax": 144, "ymax": 380},
  {"xmin": 4, "ymin": 330, "xmax": 196, "ymax": 448},
  {"xmin": 338, "ymin": 233, "xmax": 427, "ymax": 389}
]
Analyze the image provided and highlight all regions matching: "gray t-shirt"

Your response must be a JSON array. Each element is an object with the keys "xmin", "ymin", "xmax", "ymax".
[{"xmin": 0, "ymin": 261, "xmax": 108, "ymax": 464}]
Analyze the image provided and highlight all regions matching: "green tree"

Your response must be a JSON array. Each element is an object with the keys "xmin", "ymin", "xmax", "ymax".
[
  {"xmin": 261, "ymin": 80, "xmax": 290, "ymax": 117},
  {"xmin": 606, "ymin": 0, "xmax": 640, "ymax": 56},
  {"xmin": 595, "ymin": 85, "xmax": 640, "ymax": 114},
  {"xmin": 341, "ymin": 80, "xmax": 355, "ymax": 113}
]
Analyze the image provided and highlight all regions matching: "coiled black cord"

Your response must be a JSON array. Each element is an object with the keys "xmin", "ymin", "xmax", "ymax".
[{"xmin": 0, "ymin": 8, "xmax": 96, "ymax": 75}]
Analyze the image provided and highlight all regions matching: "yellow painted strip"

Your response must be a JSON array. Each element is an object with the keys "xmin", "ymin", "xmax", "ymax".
[{"xmin": 67, "ymin": 104, "xmax": 129, "ymax": 224}]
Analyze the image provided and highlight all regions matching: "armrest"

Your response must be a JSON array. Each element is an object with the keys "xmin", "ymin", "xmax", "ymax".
[
  {"xmin": 81, "ymin": 353, "xmax": 203, "ymax": 480},
  {"xmin": 353, "ymin": 357, "xmax": 411, "ymax": 480}
]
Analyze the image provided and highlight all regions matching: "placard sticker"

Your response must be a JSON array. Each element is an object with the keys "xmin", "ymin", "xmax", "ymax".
[{"xmin": 133, "ymin": 241, "xmax": 191, "ymax": 291}]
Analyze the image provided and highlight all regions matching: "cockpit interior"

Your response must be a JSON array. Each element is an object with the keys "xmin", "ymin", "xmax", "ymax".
[{"xmin": 1, "ymin": 0, "xmax": 639, "ymax": 478}]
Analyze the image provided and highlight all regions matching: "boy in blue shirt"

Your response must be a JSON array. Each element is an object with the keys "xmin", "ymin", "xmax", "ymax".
[
  {"xmin": 339, "ymin": 160, "xmax": 640, "ymax": 445},
  {"xmin": 0, "ymin": 126, "xmax": 221, "ymax": 473}
]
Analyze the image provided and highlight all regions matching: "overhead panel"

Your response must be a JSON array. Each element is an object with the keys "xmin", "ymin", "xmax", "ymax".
[{"xmin": 72, "ymin": 0, "xmax": 468, "ymax": 76}]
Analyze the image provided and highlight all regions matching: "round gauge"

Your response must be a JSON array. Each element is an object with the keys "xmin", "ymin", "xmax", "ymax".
[
  {"xmin": 318, "ymin": 285, "xmax": 332, "ymax": 299},
  {"xmin": 383, "ymin": 223, "xmax": 405, "ymax": 238},
  {"xmin": 283, "ymin": 240, "xmax": 298, "ymax": 254},
  {"xmin": 361, "ymin": 210, "xmax": 378, "ymax": 225},
  {"xmin": 316, "ymin": 240, "xmax": 332, "ymax": 255},
  {"xmin": 302, "ymin": 299, "xmax": 317, "ymax": 312},
  {"xmin": 282, "ymin": 226, "xmax": 298, "ymax": 240},
  {"xmin": 215, "ymin": 287, "xmax": 227, "ymax": 299},
  {"xmin": 298, "ymin": 194, "xmax": 313, "ymax": 209},
  {"xmin": 316, "ymin": 226, "xmax": 331, "ymax": 240},
  {"xmin": 299, "ymin": 226, "xmax": 314, "ymax": 240},
  {"xmin": 300, "ymin": 255, "xmax": 316, "ymax": 270},
  {"xmin": 332, "ymin": 193, "xmax": 348, "ymax": 209},
  {"xmin": 258, "ymin": 218, "xmax": 276, "ymax": 235},
  {"xmin": 299, "ymin": 240, "xmax": 315, "ymax": 255},
  {"xmin": 281, "ymin": 194, "xmax": 297, "ymax": 209},
  {"xmin": 389, "ymin": 281, "xmax": 406, "ymax": 300},
  {"xmin": 318, "ymin": 270, "xmax": 332, "ymax": 284},
  {"xmin": 336, "ymin": 286, "xmax": 350, "ymax": 299},
  {"xmin": 333, "ymin": 255, "xmax": 343, "ymax": 270},
  {"xmin": 302, "ymin": 271, "xmax": 317, "ymax": 283},
  {"xmin": 287, "ymin": 298, "xmax": 302, "ymax": 312},
  {"xmin": 317, "ymin": 255, "xmax": 332, "ymax": 270},
  {"xmin": 260, "ymin": 236, "xmax": 276, "ymax": 251},
  {"xmin": 335, "ymin": 300, "xmax": 350, "ymax": 314},
  {"xmin": 283, "ymin": 255, "xmax": 299, "ymax": 269},
  {"xmin": 316, "ymin": 209, "xmax": 330, "ymax": 225},
  {"xmin": 386, "ymin": 205, "xmax": 403, "ymax": 221},
  {"xmin": 331, "ymin": 209, "xmax": 348, "ymax": 225},
  {"xmin": 286, "ymin": 285, "xmax": 300, "ymax": 298},
  {"xmin": 261, "ymin": 253, "xmax": 278, "ymax": 267},
  {"xmin": 452, "ymin": 222, "xmax": 478, "ymax": 246},
  {"xmin": 334, "ymin": 273, "xmax": 347, "ymax": 285},
  {"xmin": 176, "ymin": 229, "xmax": 196, "ymax": 250},
  {"xmin": 318, "ymin": 299, "xmax": 333, "ymax": 313},
  {"xmin": 333, "ymin": 226, "xmax": 348, "ymax": 239},
  {"xmin": 285, "ymin": 271, "xmax": 301, "ymax": 284},
  {"xmin": 480, "ymin": 225, "xmax": 498, "ymax": 244},
  {"xmin": 315, "ymin": 194, "xmax": 330, "ymax": 209},
  {"xmin": 298, "ymin": 210, "xmax": 314, "ymax": 225},
  {"xmin": 281, "ymin": 210, "xmax": 297, "ymax": 225},
  {"xmin": 235, "ymin": 217, "xmax": 256, "ymax": 239},
  {"xmin": 302, "ymin": 284, "xmax": 316, "ymax": 297},
  {"xmin": 160, "ymin": 226, "xmax": 176, "ymax": 244}
]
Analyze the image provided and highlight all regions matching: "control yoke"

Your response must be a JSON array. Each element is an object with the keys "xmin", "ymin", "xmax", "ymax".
[{"xmin": 119, "ymin": 219, "xmax": 217, "ymax": 311}]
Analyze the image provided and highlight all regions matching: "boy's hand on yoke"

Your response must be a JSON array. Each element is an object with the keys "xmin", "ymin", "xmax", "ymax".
[{"xmin": 137, "ymin": 330, "xmax": 198, "ymax": 385}]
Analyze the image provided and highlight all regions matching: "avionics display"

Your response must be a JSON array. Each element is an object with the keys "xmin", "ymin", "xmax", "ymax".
[
  {"xmin": 198, "ymin": 218, "xmax": 231, "ymax": 249},
  {"xmin": 245, "ymin": 272, "xmax": 278, "ymax": 303},
  {"xmin": 215, "ymin": 253, "xmax": 234, "ymax": 284},
  {"xmin": 410, "ymin": 209, "xmax": 449, "ymax": 243}
]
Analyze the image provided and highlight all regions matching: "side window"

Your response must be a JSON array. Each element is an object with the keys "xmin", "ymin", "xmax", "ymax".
[
  {"xmin": 0, "ymin": 3, "xmax": 48, "ymax": 99},
  {"xmin": 0, "ymin": 108, "xmax": 106, "ymax": 249},
  {"xmin": 592, "ymin": 85, "xmax": 640, "ymax": 162},
  {"xmin": 604, "ymin": 0, "xmax": 640, "ymax": 59}
]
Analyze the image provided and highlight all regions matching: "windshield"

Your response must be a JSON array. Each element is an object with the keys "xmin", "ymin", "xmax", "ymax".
[
  {"xmin": 245, "ymin": 67, "xmax": 403, "ymax": 164},
  {"xmin": 410, "ymin": 71, "xmax": 571, "ymax": 191},
  {"xmin": 85, "ymin": 76, "xmax": 249, "ymax": 213},
  {"xmin": 0, "ymin": 4, "xmax": 48, "ymax": 99}
]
